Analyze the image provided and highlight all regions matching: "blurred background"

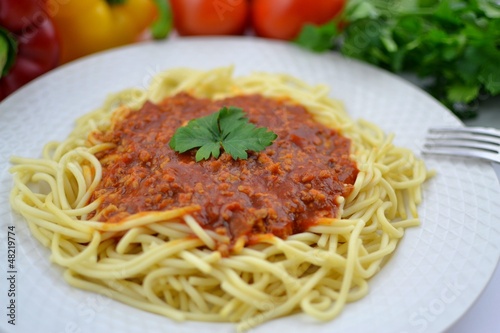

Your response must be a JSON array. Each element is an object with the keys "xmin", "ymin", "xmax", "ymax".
[{"xmin": 0, "ymin": 0, "xmax": 498, "ymax": 123}]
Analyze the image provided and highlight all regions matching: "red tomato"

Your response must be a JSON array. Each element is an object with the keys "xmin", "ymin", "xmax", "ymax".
[
  {"xmin": 170, "ymin": 0, "xmax": 249, "ymax": 36},
  {"xmin": 252, "ymin": 0, "xmax": 345, "ymax": 40}
]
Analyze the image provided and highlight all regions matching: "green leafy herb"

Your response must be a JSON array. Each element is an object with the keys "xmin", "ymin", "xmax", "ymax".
[
  {"xmin": 169, "ymin": 106, "xmax": 278, "ymax": 161},
  {"xmin": 295, "ymin": 22, "xmax": 338, "ymax": 52},
  {"xmin": 294, "ymin": 0, "xmax": 500, "ymax": 119}
]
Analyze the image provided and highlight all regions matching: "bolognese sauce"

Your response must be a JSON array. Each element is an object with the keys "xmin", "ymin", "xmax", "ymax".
[{"xmin": 89, "ymin": 94, "xmax": 358, "ymax": 243}]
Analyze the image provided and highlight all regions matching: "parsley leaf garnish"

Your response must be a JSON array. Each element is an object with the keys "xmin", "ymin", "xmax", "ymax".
[{"xmin": 169, "ymin": 106, "xmax": 277, "ymax": 161}]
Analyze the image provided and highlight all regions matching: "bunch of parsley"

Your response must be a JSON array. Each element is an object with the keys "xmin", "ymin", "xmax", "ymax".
[{"xmin": 295, "ymin": 0, "xmax": 500, "ymax": 118}]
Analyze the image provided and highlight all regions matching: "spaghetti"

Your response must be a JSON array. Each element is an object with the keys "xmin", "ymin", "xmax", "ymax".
[{"xmin": 10, "ymin": 67, "xmax": 431, "ymax": 331}]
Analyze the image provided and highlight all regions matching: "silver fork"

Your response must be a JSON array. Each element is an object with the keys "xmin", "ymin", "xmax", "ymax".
[{"xmin": 422, "ymin": 127, "xmax": 500, "ymax": 163}]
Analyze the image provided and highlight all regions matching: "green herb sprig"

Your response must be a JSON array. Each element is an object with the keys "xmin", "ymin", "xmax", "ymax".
[
  {"xmin": 295, "ymin": 0, "xmax": 500, "ymax": 119},
  {"xmin": 169, "ymin": 106, "xmax": 277, "ymax": 162}
]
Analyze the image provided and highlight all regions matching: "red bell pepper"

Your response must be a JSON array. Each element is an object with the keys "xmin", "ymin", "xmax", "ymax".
[{"xmin": 0, "ymin": 0, "xmax": 60, "ymax": 101}]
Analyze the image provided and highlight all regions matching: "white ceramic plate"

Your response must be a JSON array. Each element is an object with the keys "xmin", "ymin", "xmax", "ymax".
[{"xmin": 1, "ymin": 38, "xmax": 499, "ymax": 333}]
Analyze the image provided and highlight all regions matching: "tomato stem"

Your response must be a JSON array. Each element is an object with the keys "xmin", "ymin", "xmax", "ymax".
[
  {"xmin": 0, "ymin": 28, "xmax": 17, "ymax": 78},
  {"xmin": 106, "ymin": 0, "xmax": 127, "ymax": 5},
  {"xmin": 151, "ymin": 0, "xmax": 172, "ymax": 39}
]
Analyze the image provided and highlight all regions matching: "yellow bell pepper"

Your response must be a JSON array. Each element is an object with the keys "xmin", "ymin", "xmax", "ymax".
[{"xmin": 47, "ymin": 0, "xmax": 158, "ymax": 63}]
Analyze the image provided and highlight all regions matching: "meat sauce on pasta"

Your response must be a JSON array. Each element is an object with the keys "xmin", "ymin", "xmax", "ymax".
[{"xmin": 90, "ymin": 94, "xmax": 358, "ymax": 245}]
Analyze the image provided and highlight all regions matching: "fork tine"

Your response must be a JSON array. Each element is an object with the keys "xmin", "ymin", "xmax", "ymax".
[
  {"xmin": 424, "ymin": 139, "xmax": 499, "ymax": 153},
  {"xmin": 428, "ymin": 127, "xmax": 500, "ymax": 146},
  {"xmin": 423, "ymin": 126, "xmax": 500, "ymax": 163},
  {"xmin": 426, "ymin": 132, "xmax": 500, "ymax": 146},
  {"xmin": 421, "ymin": 147, "xmax": 500, "ymax": 163}
]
